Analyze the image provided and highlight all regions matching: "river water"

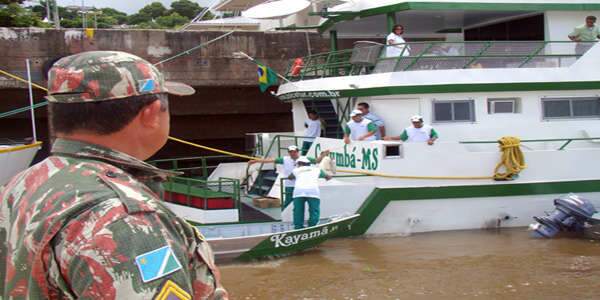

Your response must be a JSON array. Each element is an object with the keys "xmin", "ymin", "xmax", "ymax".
[{"xmin": 220, "ymin": 228, "xmax": 600, "ymax": 299}]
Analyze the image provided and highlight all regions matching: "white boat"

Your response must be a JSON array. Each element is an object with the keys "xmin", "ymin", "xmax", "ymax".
[
  {"xmin": 0, "ymin": 140, "xmax": 42, "ymax": 186},
  {"xmin": 184, "ymin": 0, "xmax": 600, "ymax": 237}
]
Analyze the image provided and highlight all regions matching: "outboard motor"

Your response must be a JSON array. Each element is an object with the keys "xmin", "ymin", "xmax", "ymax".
[{"xmin": 530, "ymin": 194, "xmax": 597, "ymax": 238}]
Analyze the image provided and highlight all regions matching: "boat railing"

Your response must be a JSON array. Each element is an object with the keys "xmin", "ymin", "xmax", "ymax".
[
  {"xmin": 150, "ymin": 155, "xmax": 242, "ymax": 180},
  {"xmin": 285, "ymin": 40, "xmax": 595, "ymax": 80},
  {"xmin": 460, "ymin": 137, "xmax": 600, "ymax": 151},
  {"xmin": 162, "ymin": 175, "xmax": 242, "ymax": 211}
]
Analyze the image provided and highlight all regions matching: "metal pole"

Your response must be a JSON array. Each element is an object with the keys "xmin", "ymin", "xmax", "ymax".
[
  {"xmin": 25, "ymin": 59, "xmax": 38, "ymax": 142},
  {"xmin": 94, "ymin": 13, "xmax": 97, "ymax": 29},
  {"xmin": 53, "ymin": 0, "xmax": 60, "ymax": 29},
  {"xmin": 45, "ymin": 0, "xmax": 51, "ymax": 23}
]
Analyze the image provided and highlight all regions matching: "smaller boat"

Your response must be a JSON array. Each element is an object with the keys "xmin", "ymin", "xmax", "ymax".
[{"xmin": 198, "ymin": 214, "xmax": 359, "ymax": 262}]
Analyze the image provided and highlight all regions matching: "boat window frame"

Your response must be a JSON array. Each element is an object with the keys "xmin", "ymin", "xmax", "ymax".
[
  {"xmin": 541, "ymin": 96, "xmax": 600, "ymax": 120},
  {"xmin": 488, "ymin": 97, "xmax": 520, "ymax": 114},
  {"xmin": 432, "ymin": 99, "xmax": 476, "ymax": 123}
]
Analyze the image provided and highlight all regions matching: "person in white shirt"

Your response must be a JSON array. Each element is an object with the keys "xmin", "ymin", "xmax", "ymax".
[
  {"xmin": 357, "ymin": 102, "xmax": 385, "ymax": 140},
  {"xmin": 248, "ymin": 146, "xmax": 329, "ymax": 207},
  {"xmin": 343, "ymin": 109, "xmax": 378, "ymax": 144},
  {"xmin": 288, "ymin": 156, "xmax": 332, "ymax": 229},
  {"xmin": 302, "ymin": 110, "xmax": 322, "ymax": 155},
  {"xmin": 386, "ymin": 24, "xmax": 410, "ymax": 57},
  {"xmin": 385, "ymin": 115, "xmax": 439, "ymax": 145}
]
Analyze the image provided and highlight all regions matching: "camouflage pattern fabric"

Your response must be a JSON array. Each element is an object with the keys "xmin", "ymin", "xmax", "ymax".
[
  {"xmin": 0, "ymin": 138, "xmax": 228, "ymax": 299},
  {"xmin": 46, "ymin": 51, "xmax": 194, "ymax": 103}
]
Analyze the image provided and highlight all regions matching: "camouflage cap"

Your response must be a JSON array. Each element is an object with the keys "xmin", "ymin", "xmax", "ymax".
[{"xmin": 46, "ymin": 51, "xmax": 195, "ymax": 103}]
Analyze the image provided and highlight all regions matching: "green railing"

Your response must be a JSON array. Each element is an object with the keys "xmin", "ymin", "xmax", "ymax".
[
  {"xmin": 163, "ymin": 176, "xmax": 241, "ymax": 211},
  {"xmin": 150, "ymin": 155, "xmax": 241, "ymax": 180},
  {"xmin": 285, "ymin": 41, "xmax": 594, "ymax": 80},
  {"xmin": 460, "ymin": 137, "xmax": 600, "ymax": 151}
]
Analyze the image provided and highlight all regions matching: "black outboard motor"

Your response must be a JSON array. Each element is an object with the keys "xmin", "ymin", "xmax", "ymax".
[{"xmin": 530, "ymin": 194, "xmax": 597, "ymax": 238}]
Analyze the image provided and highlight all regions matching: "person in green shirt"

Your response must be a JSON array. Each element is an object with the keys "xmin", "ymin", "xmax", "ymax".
[
  {"xmin": 569, "ymin": 16, "xmax": 600, "ymax": 54},
  {"xmin": 384, "ymin": 115, "xmax": 439, "ymax": 145}
]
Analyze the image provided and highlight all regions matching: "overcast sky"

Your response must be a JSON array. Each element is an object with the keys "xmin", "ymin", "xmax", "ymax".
[{"xmin": 41, "ymin": 0, "xmax": 217, "ymax": 14}]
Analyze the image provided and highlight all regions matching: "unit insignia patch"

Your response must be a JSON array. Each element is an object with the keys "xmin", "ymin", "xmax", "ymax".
[{"xmin": 135, "ymin": 245, "xmax": 183, "ymax": 283}]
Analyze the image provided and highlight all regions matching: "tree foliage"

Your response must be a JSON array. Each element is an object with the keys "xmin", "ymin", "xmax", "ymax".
[{"xmin": 0, "ymin": 0, "xmax": 212, "ymax": 29}]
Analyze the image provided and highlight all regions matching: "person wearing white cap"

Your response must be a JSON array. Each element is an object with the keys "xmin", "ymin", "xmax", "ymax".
[
  {"xmin": 248, "ymin": 146, "xmax": 329, "ymax": 207},
  {"xmin": 343, "ymin": 109, "xmax": 378, "ymax": 144},
  {"xmin": 288, "ymin": 156, "xmax": 332, "ymax": 229},
  {"xmin": 385, "ymin": 115, "xmax": 439, "ymax": 145}
]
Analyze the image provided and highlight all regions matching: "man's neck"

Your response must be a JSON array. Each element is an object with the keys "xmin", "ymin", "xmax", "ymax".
[{"xmin": 57, "ymin": 132, "xmax": 147, "ymax": 160}]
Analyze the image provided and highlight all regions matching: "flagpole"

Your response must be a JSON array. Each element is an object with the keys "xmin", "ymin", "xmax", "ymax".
[{"xmin": 232, "ymin": 51, "xmax": 291, "ymax": 83}]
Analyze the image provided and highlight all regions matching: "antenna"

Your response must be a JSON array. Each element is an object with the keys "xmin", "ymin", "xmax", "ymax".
[{"xmin": 242, "ymin": 0, "xmax": 311, "ymax": 19}]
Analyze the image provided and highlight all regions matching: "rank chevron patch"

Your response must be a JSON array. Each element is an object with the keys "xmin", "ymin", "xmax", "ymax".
[
  {"xmin": 154, "ymin": 280, "xmax": 191, "ymax": 300},
  {"xmin": 135, "ymin": 245, "xmax": 183, "ymax": 283}
]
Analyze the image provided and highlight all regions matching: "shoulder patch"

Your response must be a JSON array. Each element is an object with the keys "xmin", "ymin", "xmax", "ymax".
[
  {"xmin": 135, "ymin": 246, "xmax": 183, "ymax": 283},
  {"xmin": 154, "ymin": 280, "xmax": 191, "ymax": 300}
]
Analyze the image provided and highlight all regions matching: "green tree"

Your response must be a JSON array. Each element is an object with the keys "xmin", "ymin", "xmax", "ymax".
[
  {"xmin": 139, "ymin": 2, "xmax": 167, "ymax": 19},
  {"xmin": 0, "ymin": 0, "xmax": 25, "ymax": 4},
  {"xmin": 169, "ymin": 0, "xmax": 200, "ymax": 19},
  {"xmin": 156, "ymin": 12, "xmax": 188, "ymax": 28},
  {"xmin": 0, "ymin": 3, "xmax": 45, "ymax": 27},
  {"xmin": 100, "ymin": 7, "xmax": 128, "ymax": 25}
]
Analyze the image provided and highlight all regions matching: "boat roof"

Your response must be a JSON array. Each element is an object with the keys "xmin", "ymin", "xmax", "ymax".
[
  {"xmin": 213, "ymin": 0, "xmax": 266, "ymax": 12},
  {"xmin": 190, "ymin": 16, "xmax": 261, "ymax": 26},
  {"xmin": 319, "ymin": 0, "xmax": 600, "ymax": 34}
]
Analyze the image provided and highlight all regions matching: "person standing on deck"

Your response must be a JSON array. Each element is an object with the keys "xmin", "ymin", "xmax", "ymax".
[
  {"xmin": 568, "ymin": 16, "xmax": 600, "ymax": 54},
  {"xmin": 386, "ymin": 24, "xmax": 410, "ymax": 57},
  {"xmin": 0, "ymin": 51, "xmax": 228, "ymax": 299},
  {"xmin": 385, "ymin": 115, "xmax": 439, "ymax": 145},
  {"xmin": 248, "ymin": 146, "xmax": 329, "ymax": 208},
  {"xmin": 357, "ymin": 102, "xmax": 385, "ymax": 140},
  {"xmin": 343, "ymin": 109, "xmax": 378, "ymax": 144},
  {"xmin": 302, "ymin": 110, "xmax": 321, "ymax": 155},
  {"xmin": 288, "ymin": 157, "xmax": 332, "ymax": 229}
]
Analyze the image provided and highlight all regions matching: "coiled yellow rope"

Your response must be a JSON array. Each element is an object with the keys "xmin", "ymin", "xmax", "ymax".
[{"xmin": 493, "ymin": 136, "xmax": 526, "ymax": 180}]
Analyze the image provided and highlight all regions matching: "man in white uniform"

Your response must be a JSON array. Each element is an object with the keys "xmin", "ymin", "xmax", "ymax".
[
  {"xmin": 343, "ymin": 109, "xmax": 378, "ymax": 144},
  {"xmin": 385, "ymin": 115, "xmax": 439, "ymax": 145},
  {"xmin": 302, "ymin": 110, "xmax": 322, "ymax": 155},
  {"xmin": 386, "ymin": 24, "xmax": 410, "ymax": 57},
  {"xmin": 248, "ymin": 146, "xmax": 328, "ymax": 207},
  {"xmin": 288, "ymin": 157, "xmax": 332, "ymax": 229},
  {"xmin": 357, "ymin": 102, "xmax": 385, "ymax": 140}
]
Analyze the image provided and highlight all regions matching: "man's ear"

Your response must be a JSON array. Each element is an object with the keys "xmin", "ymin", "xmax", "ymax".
[{"xmin": 138, "ymin": 100, "xmax": 163, "ymax": 129}]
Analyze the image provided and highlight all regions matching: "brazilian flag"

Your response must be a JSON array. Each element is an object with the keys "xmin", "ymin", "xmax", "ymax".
[{"xmin": 257, "ymin": 64, "xmax": 278, "ymax": 92}]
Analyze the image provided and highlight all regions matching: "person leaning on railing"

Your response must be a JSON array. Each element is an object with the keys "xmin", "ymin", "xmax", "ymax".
[
  {"xmin": 384, "ymin": 115, "xmax": 438, "ymax": 145},
  {"xmin": 343, "ymin": 109, "xmax": 378, "ymax": 144},
  {"xmin": 568, "ymin": 16, "xmax": 600, "ymax": 54},
  {"xmin": 386, "ymin": 24, "xmax": 411, "ymax": 57},
  {"xmin": 248, "ymin": 146, "xmax": 329, "ymax": 208}
]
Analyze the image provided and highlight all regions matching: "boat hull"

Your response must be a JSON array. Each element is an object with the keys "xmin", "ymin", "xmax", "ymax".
[{"xmin": 198, "ymin": 214, "xmax": 360, "ymax": 262}]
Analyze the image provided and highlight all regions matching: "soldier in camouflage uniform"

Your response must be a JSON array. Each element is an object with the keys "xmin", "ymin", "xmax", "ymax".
[{"xmin": 0, "ymin": 51, "xmax": 228, "ymax": 299}]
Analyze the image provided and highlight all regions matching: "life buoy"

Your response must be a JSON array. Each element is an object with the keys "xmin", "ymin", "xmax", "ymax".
[{"xmin": 290, "ymin": 58, "xmax": 304, "ymax": 76}]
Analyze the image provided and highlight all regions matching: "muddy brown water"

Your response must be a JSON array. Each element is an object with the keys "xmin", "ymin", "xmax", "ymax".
[{"xmin": 220, "ymin": 228, "xmax": 600, "ymax": 299}]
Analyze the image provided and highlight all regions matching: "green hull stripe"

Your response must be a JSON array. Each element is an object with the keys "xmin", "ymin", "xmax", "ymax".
[
  {"xmin": 345, "ymin": 179, "xmax": 600, "ymax": 236},
  {"xmin": 279, "ymin": 81, "xmax": 600, "ymax": 101},
  {"xmin": 319, "ymin": 2, "xmax": 600, "ymax": 33}
]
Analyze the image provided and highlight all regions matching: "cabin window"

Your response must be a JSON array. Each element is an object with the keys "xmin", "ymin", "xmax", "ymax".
[
  {"xmin": 488, "ymin": 98, "xmax": 520, "ymax": 114},
  {"xmin": 542, "ymin": 97, "xmax": 600, "ymax": 119},
  {"xmin": 432, "ymin": 100, "xmax": 475, "ymax": 122},
  {"xmin": 384, "ymin": 144, "xmax": 402, "ymax": 158}
]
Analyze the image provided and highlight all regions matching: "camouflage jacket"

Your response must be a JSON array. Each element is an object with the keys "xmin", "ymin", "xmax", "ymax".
[{"xmin": 0, "ymin": 139, "xmax": 228, "ymax": 299}]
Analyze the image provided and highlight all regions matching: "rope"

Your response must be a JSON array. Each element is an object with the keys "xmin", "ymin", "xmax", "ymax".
[
  {"xmin": 493, "ymin": 136, "xmax": 526, "ymax": 180},
  {"xmin": 167, "ymin": 137, "xmax": 259, "ymax": 161}
]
